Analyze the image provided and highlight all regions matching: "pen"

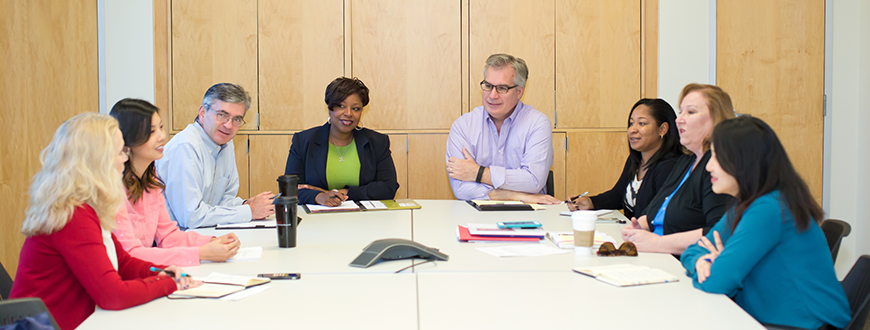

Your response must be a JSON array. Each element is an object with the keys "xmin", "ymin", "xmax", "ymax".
[
  {"xmin": 704, "ymin": 258, "xmax": 712, "ymax": 263},
  {"xmin": 150, "ymin": 266, "xmax": 190, "ymax": 278},
  {"xmin": 569, "ymin": 191, "xmax": 589, "ymax": 202}
]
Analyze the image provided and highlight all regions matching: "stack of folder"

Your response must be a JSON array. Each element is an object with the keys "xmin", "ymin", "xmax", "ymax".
[{"xmin": 456, "ymin": 223, "xmax": 545, "ymax": 243}]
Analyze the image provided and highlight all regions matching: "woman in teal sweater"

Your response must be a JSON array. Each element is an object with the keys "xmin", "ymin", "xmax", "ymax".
[{"xmin": 681, "ymin": 116, "xmax": 850, "ymax": 329}]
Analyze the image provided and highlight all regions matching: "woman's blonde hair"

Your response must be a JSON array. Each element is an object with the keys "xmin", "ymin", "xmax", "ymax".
[
  {"xmin": 678, "ymin": 83, "xmax": 737, "ymax": 153},
  {"xmin": 22, "ymin": 113, "xmax": 126, "ymax": 236}
]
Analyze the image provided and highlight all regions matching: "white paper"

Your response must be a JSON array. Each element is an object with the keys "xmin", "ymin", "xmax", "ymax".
[
  {"xmin": 361, "ymin": 200, "xmax": 388, "ymax": 210},
  {"xmin": 306, "ymin": 201, "xmax": 360, "ymax": 212},
  {"xmin": 475, "ymin": 244, "xmax": 571, "ymax": 257},
  {"xmin": 219, "ymin": 285, "xmax": 271, "ymax": 301},
  {"xmin": 226, "ymin": 246, "xmax": 263, "ymax": 262}
]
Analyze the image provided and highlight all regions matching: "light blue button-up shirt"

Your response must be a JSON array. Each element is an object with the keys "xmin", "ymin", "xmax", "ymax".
[
  {"xmin": 446, "ymin": 101, "xmax": 554, "ymax": 200},
  {"xmin": 155, "ymin": 123, "xmax": 251, "ymax": 229}
]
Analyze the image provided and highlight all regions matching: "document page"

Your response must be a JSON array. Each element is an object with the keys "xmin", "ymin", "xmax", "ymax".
[{"xmin": 476, "ymin": 244, "xmax": 570, "ymax": 257}]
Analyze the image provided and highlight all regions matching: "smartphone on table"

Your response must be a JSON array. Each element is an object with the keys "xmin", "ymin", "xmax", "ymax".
[
  {"xmin": 496, "ymin": 221, "xmax": 542, "ymax": 229},
  {"xmin": 257, "ymin": 273, "xmax": 302, "ymax": 280}
]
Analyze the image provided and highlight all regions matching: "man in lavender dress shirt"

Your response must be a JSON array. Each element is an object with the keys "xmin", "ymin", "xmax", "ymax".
[{"xmin": 445, "ymin": 54, "xmax": 560, "ymax": 204}]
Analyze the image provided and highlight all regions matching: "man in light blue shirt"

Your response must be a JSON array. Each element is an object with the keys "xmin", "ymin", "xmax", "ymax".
[
  {"xmin": 445, "ymin": 54, "xmax": 559, "ymax": 204},
  {"xmin": 156, "ymin": 83, "xmax": 275, "ymax": 228}
]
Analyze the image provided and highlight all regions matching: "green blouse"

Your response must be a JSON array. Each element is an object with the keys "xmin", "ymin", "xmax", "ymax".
[{"xmin": 326, "ymin": 139, "xmax": 360, "ymax": 190}]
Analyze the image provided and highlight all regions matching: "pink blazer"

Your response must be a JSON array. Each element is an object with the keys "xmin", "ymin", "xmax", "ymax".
[{"xmin": 114, "ymin": 188, "xmax": 213, "ymax": 266}]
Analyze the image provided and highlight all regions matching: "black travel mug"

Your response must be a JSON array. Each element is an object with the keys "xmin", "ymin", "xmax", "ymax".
[
  {"xmin": 277, "ymin": 175, "xmax": 298, "ymax": 198},
  {"xmin": 274, "ymin": 196, "xmax": 299, "ymax": 248}
]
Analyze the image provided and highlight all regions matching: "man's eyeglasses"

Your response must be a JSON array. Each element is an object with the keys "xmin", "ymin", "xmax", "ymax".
[
  {"xmin": 480, "ymin": 80, "xmax": 519, "ymax": 94},
  {"xmin": 597, "ymin": 242, "xmax": 638, "ymax": 257},
  {"xmin": 204, "ymin": 104, "xmax": 246, "ymax": 127}
]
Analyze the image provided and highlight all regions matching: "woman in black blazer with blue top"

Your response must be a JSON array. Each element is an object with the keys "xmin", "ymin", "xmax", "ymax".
[{"xmin": 284, "ymin": 77, "xmax": 398, "ymax": 206}]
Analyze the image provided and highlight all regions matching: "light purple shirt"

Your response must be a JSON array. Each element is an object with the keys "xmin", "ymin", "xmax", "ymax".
[{"xmin": 446, "ymin": 101, "xmax": 554, "ymax": 200}]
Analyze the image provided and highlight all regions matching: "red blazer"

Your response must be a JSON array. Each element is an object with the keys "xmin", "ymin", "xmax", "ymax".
[{"xmin": 10, "ymin": 204, "xmax": 177, "ymax": 330}]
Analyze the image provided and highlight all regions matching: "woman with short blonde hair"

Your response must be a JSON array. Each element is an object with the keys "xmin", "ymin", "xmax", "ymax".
[{"xmin": 11, "ymin": 113, "xmax": 198, "ymax": 330}]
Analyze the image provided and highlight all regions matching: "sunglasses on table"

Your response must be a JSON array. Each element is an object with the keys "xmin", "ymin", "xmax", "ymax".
[{"xmin": 597, "ymin": 242, "xmax": 638, "ymax": 257}]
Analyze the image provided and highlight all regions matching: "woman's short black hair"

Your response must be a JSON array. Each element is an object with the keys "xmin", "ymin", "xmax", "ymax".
[
  {"xmin": 627, "ymin": 98, "xmax": 682, "ymax": 176},
  {"xmin": 325, "ymin": 77, "xmax": 370, "ymax": 111}
]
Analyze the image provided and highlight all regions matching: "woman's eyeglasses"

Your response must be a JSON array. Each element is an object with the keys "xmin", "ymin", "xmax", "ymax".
[{"xmin": 597, "ymin": 242, "xmax": 638, "ymax": 257}]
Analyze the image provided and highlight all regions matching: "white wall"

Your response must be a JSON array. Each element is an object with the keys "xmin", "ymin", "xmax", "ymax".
[
  {"xmin": 828, "ymin": 0, "xmax": 870, "ymax": 276},
  {"xmin": 658, "ymin": 0, "xmax": 716, "ymax": 109},
  {"xmin": 99, "ymin": 0, "xmax": 155, "ymax": 113}
]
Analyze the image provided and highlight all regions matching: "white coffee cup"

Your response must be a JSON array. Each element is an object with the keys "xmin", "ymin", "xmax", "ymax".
[{"xmin": 572, "ymin": 211, "xmax": 597, "ymax": 255}]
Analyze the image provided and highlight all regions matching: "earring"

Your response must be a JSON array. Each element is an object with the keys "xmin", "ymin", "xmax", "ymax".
[
  {"xmin": 327, "ymin": 116, "xmax": 331, "ymax": 124},
  {"xmin": 355, "ymin": 122, "xmax": 363, "ymax": 131},
  {"xmin": 660, "ymin": 134, "xmax": 663, "ymax": 139}
]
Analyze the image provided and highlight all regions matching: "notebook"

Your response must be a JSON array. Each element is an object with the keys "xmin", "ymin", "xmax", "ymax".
[
  {"xmin": 467, "ymin": 200, "xmax": 546, "ymax": 211},
  {"xmin": 456, "ymin": 225, "xmax": 541, "ymax": 243},
  {"xmin": 169, "ymin": 272, "xmax": 271, "ymax": 298},
  {"xmin": 572, "ymin": 264, "xmax": 679, "ymax": 287}
]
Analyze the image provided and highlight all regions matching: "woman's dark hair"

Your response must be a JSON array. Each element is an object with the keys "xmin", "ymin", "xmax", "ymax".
[
  {"xmin": 110, "ymin": 98, "xmax": 165, "ymax": 203},
  {"xmin": 711, "ymin": 116, "xmax": 822, "ymax": 232},
  {"xmin": 627, "ymin": 98, "xmax": 682, "ymax": 177},
  {"xmin": 325, "ymin": 77, "xmax": 370, "ymax": 111}
]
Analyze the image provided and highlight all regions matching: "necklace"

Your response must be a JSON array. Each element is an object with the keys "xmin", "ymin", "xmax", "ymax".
[{"xmin": 331, "ymin": 135, "xmax": 352, "ymax": 162}]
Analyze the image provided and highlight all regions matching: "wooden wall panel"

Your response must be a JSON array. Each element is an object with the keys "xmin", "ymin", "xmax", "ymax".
[
  {"xmin": 556, "ymin": 0, "xmax": 641, "ymax": 128},
  {"xmin": 171, "ymin": 0, "xmax": 258, "ymax": 131},
  {"xmin": 0, "ymin": 0, "xmax": 98, "ymax": 279},
  {"xmin": 717, "ymin": 0, "xmax": 824, "ymax": 202},
  {"xmin": 566, "ymin": 131, "xmax": 629, "ymax": 198},
  {"xmin": 351, "ymin": 0, "xmax": 461, "ymax": 130},
  {"xmin": 468, "ymin": 0, "xmax": 555, "ymax": 124},
  {"xmin": 551, "ymin": 133, "xmax": 567, "ymax": 200},
  {"xmin": 234, "ymin": 134, "xmax": 250, "ymax": 199},
  {"xmin": 249, "ymin": 135, "xmax": 293, "ymax": 197},
  {"xmin": 259, "ymin": 0, "xmax": 344, "ymax": 130},
  {"xmin": 408, "ymin": 134, "xmax": 454, "ymax": 199},
  {"xmin": 154, "ymin": 0, "xmax": 171, "ymax": 129},
  {"xmin": 389, "ymin": 134, "xmax": 409, "ymax": 199},
  {"xmin": 642, "ymin": 0, "xmax": 658, "ymax": 98}
]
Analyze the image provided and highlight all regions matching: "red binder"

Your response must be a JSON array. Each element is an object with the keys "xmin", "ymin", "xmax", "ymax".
[{"xmin": 456, "ymin": 225, "xmax": 541, "ymax": 243}]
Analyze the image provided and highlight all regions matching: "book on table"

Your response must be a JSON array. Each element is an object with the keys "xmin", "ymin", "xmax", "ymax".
[
  {"xmin": 466, "ymin": 223, "xmax": 546, "ymax": 239},
  {"xmin": 546, "ymin": 231, "xmax": 617, "ymax": 249},
  {"xmin": 302, "ymin": 199, "xmax": 421, "ymax": 214},
  {"xmin": 169, "ymin": 272, "xmax": 271, "ymax": 298},
  {"xmin": 466, "ymin": 200, "xmax": 546, "ymax": 211},
  {"xmin": 572, "ymin": 264, "xmax": 679, "ymax": 287},
  {"xmin": 456, "ymin": 225, "xmax": 541, "ymax": 243}
]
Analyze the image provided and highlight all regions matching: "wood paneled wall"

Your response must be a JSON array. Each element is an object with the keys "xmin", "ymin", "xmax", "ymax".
[
  {"xmin": 0, "ymin": 0, "xmax": 99, "ymax": 279},
  {"xmin": 155, "ymin": 0, "xmax": 659, "ymax": 204}
]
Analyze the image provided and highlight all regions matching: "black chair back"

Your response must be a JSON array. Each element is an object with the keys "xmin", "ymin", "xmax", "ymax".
[
  {"xmin": 0, "ymin": 260, "xmax": 13, "ymax": 300},
  {"xmin": 546, "ymin": 170, "xmax": 554, "ymax": 197},
  {"xmin": 0, "ymin": 297, "xmax": 60, "ymax": 328},
  {"xmin": 841, "ymin": 255, "xmax": 870, "ymax": 330},
  {"xmin": 821, "ymin": 219, "xmax": 851, "ymax": 263}
]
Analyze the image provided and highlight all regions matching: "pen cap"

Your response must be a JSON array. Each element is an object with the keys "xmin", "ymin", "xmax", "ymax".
[{"xmin": 277, "ymin": 175, "xmax": 299, "ymax": 198}]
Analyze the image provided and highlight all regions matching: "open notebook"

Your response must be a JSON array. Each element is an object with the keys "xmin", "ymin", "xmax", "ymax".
[
  {"xmin": 572, "ymin": 264, "xmax": 679, "ymax": 287},
  {"xmin": 169, "ymin": 273, "xmax": 271, "ymax": 298}
]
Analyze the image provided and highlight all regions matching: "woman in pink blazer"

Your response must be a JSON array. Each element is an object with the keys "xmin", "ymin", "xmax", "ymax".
[{"xmin": 110, "ymin": 98, "xmax": 241, "ymax": 266}]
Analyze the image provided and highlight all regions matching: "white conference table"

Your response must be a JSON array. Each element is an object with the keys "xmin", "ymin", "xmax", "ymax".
[{"xmin": 80, "ymin": 200, "xmax": 763, "ymax": 329}]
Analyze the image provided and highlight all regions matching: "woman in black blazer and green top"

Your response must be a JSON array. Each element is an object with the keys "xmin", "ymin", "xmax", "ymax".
[
  {"xmin": 285, "ymin": 77, "xmax": 399, "ymax": 206},
  {"xmin": 568, "ymin": 99, "xmax": 682, "ymax": 219}
]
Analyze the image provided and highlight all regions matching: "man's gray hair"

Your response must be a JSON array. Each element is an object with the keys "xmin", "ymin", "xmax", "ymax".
[
  {"xmin": 196, "ymin": 83, "xmax": 251, "ymax": 123},
  {"xmin": 483, "ymin": 54, "xmax": 529, "ymax": 87}
]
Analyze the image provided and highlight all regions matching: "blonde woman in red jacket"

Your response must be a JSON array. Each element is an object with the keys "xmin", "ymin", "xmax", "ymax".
[{"xmin": 10, "ymin": 113, "xmax": 200, "ymax": 330}]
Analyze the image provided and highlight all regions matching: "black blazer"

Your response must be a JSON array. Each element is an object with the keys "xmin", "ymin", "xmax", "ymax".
[
  {"xmin": 284, "ymin": 123, "xmax": 399, "ymax": 205},
  {"xmin": 642, "ymin": 151, "xmax": 735, "ymax": 236},
  {"xmin": 588, "ymin": 153, "xmax": 678, "ymax": 219}
]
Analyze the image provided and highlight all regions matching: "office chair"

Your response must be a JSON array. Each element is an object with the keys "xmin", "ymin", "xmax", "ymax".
[
  {"xmin": 546, "ymin": 170, "xmax": 554, "ymax": 197},
  {"xmin": 837, "ymin": 255, "xmax": 870, "ymax": 330},
  {"xmin": 0, "ymin": 260, "xmax": 13, "ymax": 300},
  {"xmin": 821, "ymin": 219, "xmax": 851, "ymax": 263},
  {"xmin": 0, "ymin": 297, "xmax": 60, "ymax": 328}
]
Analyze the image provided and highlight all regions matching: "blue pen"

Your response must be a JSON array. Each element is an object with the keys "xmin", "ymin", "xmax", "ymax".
[
  {"xmin": 704, "ymin": 258, "xmax": 712, "ymax": 263},
  {"xmin": 150, "ymin": 266, "xmax": 190, "ymax": 278}
]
